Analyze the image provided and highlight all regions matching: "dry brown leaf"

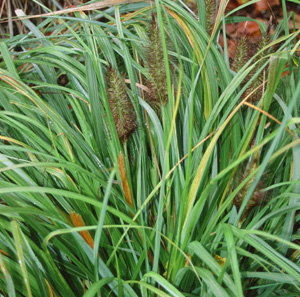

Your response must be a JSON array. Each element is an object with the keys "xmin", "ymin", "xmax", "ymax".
[
  {"xmin": 70, "ymin": 211, "xmax": 95, "ymax": 250},
  {"xmin": 44, "ymin": 278, "xmax": 57, "ymax": 297},
  {"xmin": 0, "ymin": 249, "xmax": 9, "ymax": 257},
  {"xmin": 254, "ymin": 0, "xmax": 280, "ymax": 15},
  {"xmin": 118, "ymin": 151, "xmax": 133, "ymax": 208},
  {"xmin": 13, "ymin": 0, "xmax": 148, "ymax": 21}
]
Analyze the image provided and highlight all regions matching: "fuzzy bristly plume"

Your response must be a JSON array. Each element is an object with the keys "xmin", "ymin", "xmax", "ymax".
[
  {"xmin": 233, "ymin": 160, "xmax": 267, "ymax": 223},
  {"xmin": 145, "ymin": 14, "xmax": 168, "ymax": 116},
  {"xmin": 107, "ymin": 67, "xmax": 136, "ymax": 143},
  {"xmin": 205, "ymin": 0, "xmax": 216, "ymax": 34},
  {"xmin": 232, "ymin": 20, "xmax": 273, "ymax": 103},
  {"xmin": 232, "ymin": 36, "xmax": 248, "ymax": 74},
  {"xmin": 244, "ymin": 30, "xmax": 270, "ymax": 102}
]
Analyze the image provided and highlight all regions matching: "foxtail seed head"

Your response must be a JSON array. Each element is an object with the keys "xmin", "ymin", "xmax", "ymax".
[
  {"xmin": 144, "ymin": 14, "xmax": 168, "ymax": 116},
  {"xmin": 233, "ymin": 160, "xmax": 267, "ymax": 223},
  {"xmin": 205, "ymin": 0, "xmax": 216, "ymax": 34},
  {"xmin": 232, "ymin": 19, "xmax": 273, "ymax": 103},
  {"xmin": 107, "ymin": 67, "xmax": 136, "ymax": 143}
]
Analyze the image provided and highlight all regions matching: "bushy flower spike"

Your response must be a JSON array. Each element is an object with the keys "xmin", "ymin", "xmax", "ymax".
[
  {"xmin": 205, "ymin": 0, "xmax": 216, "ymax": 34},
  {"xmin": 107, "ymin": 67, "xmax": 136, "ymax": 143},
  {"xmin": 145, "ymin": 14, "xmax": 168, "ymax": 116},
  {"xmin": 233, "ymin": 157, "xmax": 267, "ymax": 222},
  {"xmin": 232, "ymin": 19, "xmax": 273, "ymax": 103},
  {"xmin": 232, "ymin": 36, "xmax": 248, "ymax": 74}
]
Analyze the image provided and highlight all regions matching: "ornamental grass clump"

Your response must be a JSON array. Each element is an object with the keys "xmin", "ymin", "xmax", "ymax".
[
  {"xmin": 107, "ymin": 67, "xmax": 136, "ymax": 143},
  {"xmin": 145, "ymin": 14, "xmax": 168, "ymax": 116},
  {"xmin": 0, "ymin": 1, "xmax": 299, "ymax": 296}
]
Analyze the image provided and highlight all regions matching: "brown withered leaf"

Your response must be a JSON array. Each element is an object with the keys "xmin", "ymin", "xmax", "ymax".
[
  {"xmin": 13, "ymin": 0, "xmax": 147, "ymax": 21},
  {"xmin": 44, "ymin": 278, "xmax": 57, "ymax": 297},
  {"xmin": 70, "ymin": 211, "xmax": 95, "ymax": 250},
  {"xmin": 118, "ymin": 151, "xmax": 133, "ymax": 208}
]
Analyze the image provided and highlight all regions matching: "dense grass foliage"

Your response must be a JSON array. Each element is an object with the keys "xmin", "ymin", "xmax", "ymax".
[{"xmin": 0, "ymin": 0, "xmax": 300, "ymax": 296}]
